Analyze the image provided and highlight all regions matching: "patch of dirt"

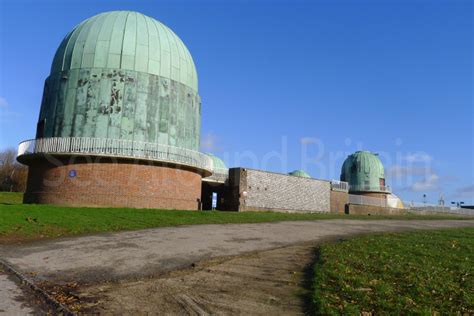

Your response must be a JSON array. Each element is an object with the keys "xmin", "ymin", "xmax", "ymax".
[{"xmin": 69, "ymin": 243, "xmax": 318, "ymax": 315}]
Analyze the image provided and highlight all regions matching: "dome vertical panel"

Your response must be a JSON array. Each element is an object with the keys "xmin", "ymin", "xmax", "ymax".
[
  {"xmin": 187, "ymin": 47, "xmax": 198, "ymax": 91},
  {"xmin": 145, "ymin": 17, "xmax": 159, "ymax": 76},
  {"xmin": 363, "ymin": 154, "xmax": 370, "ymax": 174},
  {"xmin": 61, "ymin": 31, "xmax": 78, "ymax": 71},
  {"xmin": 170, "ymin": 27, "xmax": 188, "ymax": 87},
  {"xmin": 81, "ymin": 14, "xmax": 106, "ymax": 69},
  {"xmin": 165, "ymin": 24, "xmax": 181, "ymax": 84},
  {"xmin": 51, "ymin": 31, "xmax": 72, "ymax": 74},
  {"xmin": 170, "ymin": 25, "xmax": 181, "ymax": 84},
  {"xmin": 70, "ymin": 15, "xmax": 100, "ymax": 69},
  {"xmin": 135, "ymin": 13, "xmax": 150, "ymax": 73},
  {"xmin": 106, "ymin": 11, "xmax": 127, "ymax": 69},
  {"xmin": 121, "ymin": 12, "xmax": 137, "ymax": 70},
  {"xmin": 155, "ymin": 21, "xmax": 171, "ymax": 80},
  {"xmin": 93, "ymin": 12, "xmax": 118, "ymax": 68}
]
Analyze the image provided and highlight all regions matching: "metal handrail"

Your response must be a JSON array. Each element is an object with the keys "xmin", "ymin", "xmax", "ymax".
[
  {"xmin": 349, "ymin": 184, "xmax": 391, "ymax": 193},
  {"xmin": 17, "ymin": 137, "xmax": 214, "ymax": 172},
  {"xmin": 348, "ymin": 194, "xmax": 387, "ymax": 207},
  {"xmin": 330, "ymin": 180, "xmax": 349, "ymax": 192}
]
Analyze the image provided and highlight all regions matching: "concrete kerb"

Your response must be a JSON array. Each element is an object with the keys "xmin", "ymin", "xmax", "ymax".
[{"xmin": 0, "ymin": 258, "xmax": 75, "ymax": 316}]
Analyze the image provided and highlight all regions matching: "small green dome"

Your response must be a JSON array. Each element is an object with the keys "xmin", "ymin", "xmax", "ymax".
[
  {"xmin": 207, "ymin": 153, "xmax": 227, "ymax": 172},
  {"xmin": 288, "ymin": 170, "xmax": 311, "ymax": 178},
  {"xmin": 51, "ymin": 11, "xmax": 198, "ymax": 91},
  {"xmin": 340, "ymin": 151, "xmax": 386, "ymax": 193}
]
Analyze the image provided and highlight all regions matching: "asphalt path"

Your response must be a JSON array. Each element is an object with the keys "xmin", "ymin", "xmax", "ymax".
[{"xmin": 1, "ymin": 219, "xmax": 473, "ymax": 285}]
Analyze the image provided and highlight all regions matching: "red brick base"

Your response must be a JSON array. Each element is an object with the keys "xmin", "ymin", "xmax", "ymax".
[
  {"xmin": 330, "ymin": 190, "xmax": 349, "ymax": 214},
  {"xmin": 23, "ymin": 156, "xmax": 202, "ymax": 210}
]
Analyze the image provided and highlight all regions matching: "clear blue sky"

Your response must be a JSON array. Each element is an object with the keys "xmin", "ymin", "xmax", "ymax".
[{"xmin": 0, "ymin": 0, "xmax": 472, "ymax": 204}]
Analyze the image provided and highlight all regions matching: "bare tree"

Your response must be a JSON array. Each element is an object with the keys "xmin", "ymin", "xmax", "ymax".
[{"xmin": 0, "ymin": 148, "xmax": 28, "ymax": 192}]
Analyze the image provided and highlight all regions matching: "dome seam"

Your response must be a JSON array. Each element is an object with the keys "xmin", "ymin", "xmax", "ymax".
[{"xmin": 119, "ymin": 11, "xmax": 130, "ymax": 69}]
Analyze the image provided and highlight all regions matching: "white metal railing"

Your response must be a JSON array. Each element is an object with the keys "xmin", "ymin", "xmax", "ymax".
[
  {"xmin": 348, "ymin": 195, "xmax": 474, "ymax": 216},
  {"xmin": 349, "ymin": 184, "xmax": 391, "ymax": 193},
  {"xmin": 17, "ymin": 137, "xmax": 213, "ymax": 172},
  {"xmin": 330, "ymin": 180, "xmax": 349, "ymax": 192},
  {"xmin": 348, "ymin": 194, "xmax": 387, "ymax": 207}
]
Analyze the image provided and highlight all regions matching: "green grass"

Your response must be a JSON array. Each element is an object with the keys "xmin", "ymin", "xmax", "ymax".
[
  {"xmin": 0, "ymin": 192, "xmax": 23, "ymax": 204},
  {"xmin": 0, "ymin": 192, "xmax": 471, "ymax": 243},
  {"xmin": 312, "ymin": 228, "xmax": 474, "ymax": 315}
]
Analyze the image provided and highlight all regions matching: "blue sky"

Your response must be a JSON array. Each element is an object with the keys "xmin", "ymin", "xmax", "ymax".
[{"xmin": 0, "ymin": 0, "xmax": 472, "ymax": 204}]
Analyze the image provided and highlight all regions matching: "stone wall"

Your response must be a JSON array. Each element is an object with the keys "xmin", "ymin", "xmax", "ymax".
[
  {"xmin": 24, "ymin": 157, "xmax": 202, "ymax": 210},
  {"xmin": 232, "ymin": 168, "xmax": 331, "ymax": 213}
]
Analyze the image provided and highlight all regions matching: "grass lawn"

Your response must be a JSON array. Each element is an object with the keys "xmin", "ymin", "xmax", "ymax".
[
  {"xmin": 0, "ymin": 192, "xmax": 471, "ymax": 243},
  {"xmin": 312, "ymin": 228, "xmax": 474, "ymax": 315},
  {"xmin": 0, "ymin": 192, "xmax": 23, "ymax": 204}
]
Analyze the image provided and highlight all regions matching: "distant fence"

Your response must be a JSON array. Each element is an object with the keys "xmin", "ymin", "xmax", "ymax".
[
  {"xmin": 403, "ymin": 201, "xmax": 474, "ymax": 216},
  {"xmin": 348, "ymin": 194, "xmax": 473, "ymax": 216}
]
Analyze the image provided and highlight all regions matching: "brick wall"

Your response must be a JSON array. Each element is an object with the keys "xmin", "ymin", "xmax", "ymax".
[
  {"xmin": 233, "ymin": 168, "xmax": 331, "ymax": 213},
  {"xmin": 347, "ymin": 203, "xmax": 408, "ymax": 216},
  {"xmin": 330, "ymin": 190, "xmax": 348, "ymax": 213},
  {"xmin": 24, "ymin": 157, "xmax": 202, "ymax": 210}
]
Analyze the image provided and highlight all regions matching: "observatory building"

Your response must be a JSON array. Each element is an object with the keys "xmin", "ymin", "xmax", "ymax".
[
  {"xmin": 17, "ymin": 11, "xmax": 214, "ymax": 209},
  {"xmin": 340, "ymin": 151, "xmax": 391, "ymax": 199},
  {"xmin": 16, "ymin": 11, "xmax": 405, "ymax": 215}
]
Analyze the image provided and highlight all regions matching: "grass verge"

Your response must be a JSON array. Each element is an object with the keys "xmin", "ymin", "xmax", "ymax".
[
  {"xmin": 0, "ymin": 192, "xmax": 23, "ymax": 205},
  {"xmin": 312, "ymin": 228, "xmax": 474, "ymax": 315},
  {"xmin": 0, "ymin": 192, "xmax": 471, "ymax": 244}
]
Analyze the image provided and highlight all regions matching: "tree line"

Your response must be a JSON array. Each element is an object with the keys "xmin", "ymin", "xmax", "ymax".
[{"xmin": 0, "ymin": 148, "xmax": 27, "ymax": 192}]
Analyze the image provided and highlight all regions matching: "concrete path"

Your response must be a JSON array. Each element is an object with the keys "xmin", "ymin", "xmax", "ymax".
[
  {"xmin": 0, "ymin": 272, "xmax": 35, "ymax": 315},
  {"xmin": 1, "ymin": 219, "xmax": 473, "ymax": 285}
]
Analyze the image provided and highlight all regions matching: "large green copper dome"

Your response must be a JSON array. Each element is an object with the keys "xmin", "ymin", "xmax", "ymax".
[
  {"xmin": 51, "ymin": 11, "xmax": 197, "ymax": 91},
  {"xmin": 36, "ymin": 11, "xmax": 202, "ymax": 152},
  {"xmin": 340, "ymin": 151, "xmax": 388, "ymax": 193}
]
